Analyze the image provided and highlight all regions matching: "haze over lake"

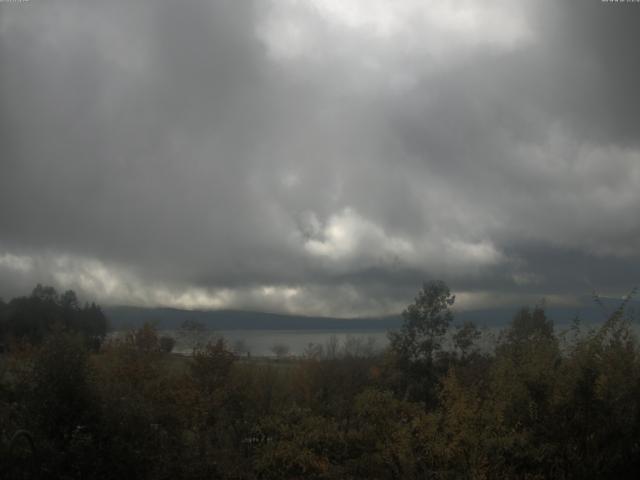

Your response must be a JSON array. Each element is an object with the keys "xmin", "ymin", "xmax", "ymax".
[{"xmin": 164, "ymin": 329, "xmax": 389, "ymax": 357}]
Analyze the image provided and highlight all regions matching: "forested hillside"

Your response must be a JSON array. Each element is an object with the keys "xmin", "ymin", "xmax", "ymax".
[{"xmin": 103, "ymin": 299, "xmax": 638, "ymax": 331}]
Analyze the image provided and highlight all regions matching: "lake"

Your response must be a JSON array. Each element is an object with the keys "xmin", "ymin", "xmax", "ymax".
[
  {"xmin": 162, "ymin": 329, "xmax": 390, "ymax": 356},
  {"xmin": 112, "ymin": 321, "xmax": 626, "ymax": 357},
  {"xmin": 153, "ymin": 327, "xmax": 504, "ymax": 357}
]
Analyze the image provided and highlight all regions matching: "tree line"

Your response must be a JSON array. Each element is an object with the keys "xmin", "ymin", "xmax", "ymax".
[
  {"xmin": 0, "ymin": 284, "xmax": 107, "ymax": 348},
  {"xmin": 1, "ymin": 282, "xmax": 639, "ymax": 479}
]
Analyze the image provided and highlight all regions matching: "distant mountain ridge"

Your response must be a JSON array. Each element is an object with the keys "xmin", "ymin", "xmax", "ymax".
[
  {"xmin": 104, "ymin": 296, "xmax": 639, "ymax": 331},
  {"xmin": 104, "ymin": 306, "xmax": 402, "ymax": 331}
]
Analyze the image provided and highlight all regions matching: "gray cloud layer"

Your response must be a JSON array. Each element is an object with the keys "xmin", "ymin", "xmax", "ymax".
[{"xmin": 1, "ymin": 0, "xmax": 639, "ymax": 316}]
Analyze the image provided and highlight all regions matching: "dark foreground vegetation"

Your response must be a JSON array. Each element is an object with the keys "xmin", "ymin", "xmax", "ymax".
[{"xmin": 1, "ymin": 283, "xmax": 640, "ymax": 479}]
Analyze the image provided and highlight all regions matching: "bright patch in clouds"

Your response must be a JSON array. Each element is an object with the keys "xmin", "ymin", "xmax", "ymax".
[
  {"xmin": 0, "ymin": 253, "xmax": 34, "ymax": 273},
  {"xmin": 444, "ymin": 239, "xmax": 504, "ymax": 268},
  {"xmin": 258, "ymin": 0, "xmax": 533, "ymax": 62},
  {"xmin": 303, "ymin": 207, "xmax": 413, "ymax": 262},
  {"xmin": 301, "ymin": 208, "xmax": 504, "ymax": 275}
]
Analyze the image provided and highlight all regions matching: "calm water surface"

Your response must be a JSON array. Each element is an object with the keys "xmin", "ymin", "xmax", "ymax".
[
  {"xmin": 114, "ymin": 322, "xmax": 626, "ymax": 357},
  {"xmin": 165, "ymin": 329, "xmax": 389, "ymax": 356},
  {"xmin": 154, "ymin": 327, "xmax": 503, "ymax": 357}
]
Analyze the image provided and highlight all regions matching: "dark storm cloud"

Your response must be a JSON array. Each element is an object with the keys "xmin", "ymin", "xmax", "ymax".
[{"xmin": 1, "ymin": 0, "xmax": 639, "ymax": 315}]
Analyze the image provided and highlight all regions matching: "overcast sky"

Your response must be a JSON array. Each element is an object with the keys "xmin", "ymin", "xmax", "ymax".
[{"xmin": 1, "ymin": 0, "xmax": 639, "ymax": 316}]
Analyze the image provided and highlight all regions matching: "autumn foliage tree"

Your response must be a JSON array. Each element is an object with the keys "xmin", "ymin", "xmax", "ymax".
[{"xmin": 388, "ymin": 280, "xmax": 457, "ymax": 404}]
